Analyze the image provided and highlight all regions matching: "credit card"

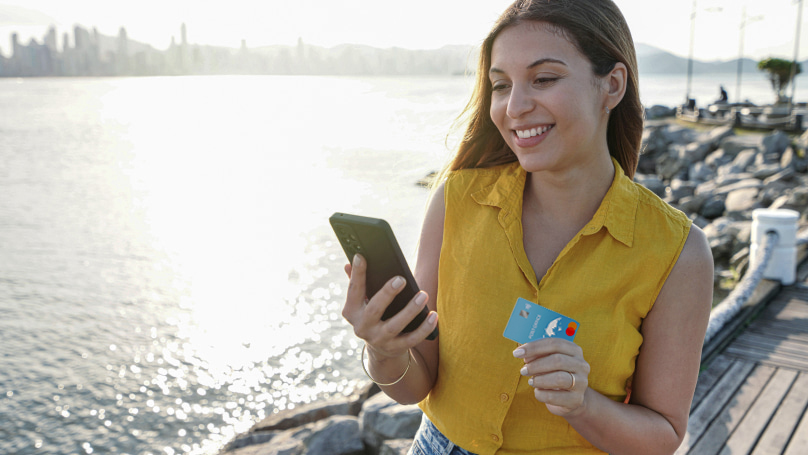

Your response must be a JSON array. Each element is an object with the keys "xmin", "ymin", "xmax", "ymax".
[{"xmin": 503, "ymin": 298, "xmax": 579, "ymax": 344}]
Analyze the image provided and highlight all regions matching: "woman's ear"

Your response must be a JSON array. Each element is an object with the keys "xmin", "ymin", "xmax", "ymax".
[{"xmin": 606, "ymin": 62, "xmax": 627, "ymax": 109}]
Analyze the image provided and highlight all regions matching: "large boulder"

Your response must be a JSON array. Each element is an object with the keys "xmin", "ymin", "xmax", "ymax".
[
  {"xmin": 230, "ymin": 416, "xmax": 364, "ymax": 455},
  {"xmin": 762, "ymin": 130, "xmax": 791, "ymax": 156},
  {"xmin": 307, "ymin": 417, "xmax": 366, "ymax": 455},
  {"xmin": 253, "ymin": 400, "xmax": 355, "ymax": 433},
  {"xmin": 725, "ymin": 187, "xmax": 761, "ymax": 214},
  {"xmin": 781, "ymin": 146, "xmax": 808, "ymax": 173},
  {"xmin": 379, "ymin": 439, "xmax": 413, "ymax": 455},
  {"xmin": 359, "ymin": 393, "xmax": 422, "ymax": 455},
  {"xmin": 645, "ymin": 105, "xmax": 676, "ymax": 120},
  {"xmin": 634, "ymin": 173, "xmax": 666, "ymax": 197},
  {"xmin": 720, "ymin": 135, "xmax": 764, "ymax": 157},
  {"xmin": 700, "ymin": 196, "xmax": 727, "ymax": 220}
]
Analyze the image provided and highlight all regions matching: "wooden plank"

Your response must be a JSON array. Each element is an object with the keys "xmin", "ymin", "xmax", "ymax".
[
  {"xmin": 687, "ymin": 364, "xmax": 776, "ymax": 454},
  {"xmin": 747, "ymin": 321, "xmax": 808, "ymax": 339},
  {"xmin": 728, "ymin": 335, "xmax": 808, "ymax": 363},
  {"xmin": 754, "ymin": 300, "xmax": 808, "ymax": 315},
  {"xmin": 740, "ymin": 328, "xmax": 808, "ymax": 345},
  {"xmin": 725, "ymin": 338, "xmax": 808, "ymax": 366},
  {"xmin": 784, "ymin": 398, "xmax": 808, "ymax": 455},
  {"xmin": 725, "ymin": 304, "xmax": 808, "ymax": 370},
  {"xmin": 719, "ymin": 368, "xmax": 797, "ymax": 454},
  {"xmin": 747, "ymin": 308, "xmax": 808, "ymax": 330},
  {"xmin": 693, "ymin": 355, "xmax": 734, "ymax": 411},
  {"xmin": 732, "ymin": 333, "xmax": 808, "ymax": 353},
  {"xmin": 701, "ymin": 281, "xmax": 782, "ymax": 365},
  {"xmin": 752, "ymin": 372, "xmax": 808, "ymax": 455},
  {"xmin": 676, "ymin": 359, "xmax": 756, "ymax": 454},
  {"xmin": 747, "ymin": 306, "xmax": 808, "ymax": 325},
  {"xmin": 727, "ymin": 342, "xmax": 808, "ymax": 361},
  {"xmin": 725, "ymin": 346, "xmax": 808, "ymax": 372},
  {"xmin": 769, "ymin": 300, "xmax": 808, "ymax": 315},
  {"xmin": 775, "ymin": 290, "xmax": 808, "ymax": 302},
  {"xmin": 751, "ymin": 310, "xmax": 808, "ymax": 326},
  {"xmin": 725, "ymin": 352, "xmax": 808, "ymax": 372}
]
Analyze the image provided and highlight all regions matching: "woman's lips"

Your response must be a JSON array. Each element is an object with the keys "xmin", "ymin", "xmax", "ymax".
[
  {"xmin": 513, "ymin": 124, "xmax": 554, "ymax": 147},
  {"xmin": 515, "ymin": 124, "xmax": 554, "ymax": 139}
]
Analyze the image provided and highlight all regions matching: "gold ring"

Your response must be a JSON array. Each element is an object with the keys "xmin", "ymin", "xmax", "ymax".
[{"xmin": 567, "ymin": 371, "xmax": 576, "ymax": 391}]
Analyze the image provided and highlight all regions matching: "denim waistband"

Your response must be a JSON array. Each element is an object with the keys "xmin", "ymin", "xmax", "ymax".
[{"xmin": 408, "ymin": 414, "xmax": 478, "ymax": 455}]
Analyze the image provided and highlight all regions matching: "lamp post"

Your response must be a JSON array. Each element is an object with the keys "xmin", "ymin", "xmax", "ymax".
[
  {"xmin": 686, "ymin": 0, "xmax": 697, "ymax": 108},
  {"xmin": 736, "ymin": 6, "xmax": 763, "ymax": 104},
  {"xmin": 789, "ymin": 0, "xmax": 804, "ymax": 111},
  {"xmin": 685, "ymin": 1, "xmax": 722, "ymax": 109}
]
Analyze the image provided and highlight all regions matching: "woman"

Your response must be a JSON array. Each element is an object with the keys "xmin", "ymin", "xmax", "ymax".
[{"xmin": 342, "ymin": 0, "xmax": 713, "ymax": 453}]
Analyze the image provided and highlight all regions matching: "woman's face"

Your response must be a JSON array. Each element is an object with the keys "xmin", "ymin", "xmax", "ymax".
[{"xmin": 489, "ymin": 21, "xmax": 611, "ymax": 174}]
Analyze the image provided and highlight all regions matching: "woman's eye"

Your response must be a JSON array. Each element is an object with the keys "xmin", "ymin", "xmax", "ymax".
[
  {"xmin": 534, "ymin": 77, "xmax": 559, "ymax": 87},
  {"xmin": 491, "ymin": 83, "xmax": 510, "ymax": 92}
]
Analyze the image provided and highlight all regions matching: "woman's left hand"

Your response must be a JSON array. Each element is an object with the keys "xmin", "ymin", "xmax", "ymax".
[{"xmin": 513, "ymin": 338, "xmax": 590, "ymax": 417}]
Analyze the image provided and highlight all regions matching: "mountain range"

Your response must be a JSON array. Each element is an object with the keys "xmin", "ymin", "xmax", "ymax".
[{"xmin": 634, "ymin": 43, "xmax": 777, "ymax": 74}]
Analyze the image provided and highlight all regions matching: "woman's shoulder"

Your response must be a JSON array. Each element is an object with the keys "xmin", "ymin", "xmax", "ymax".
[
  {"xmin": 630, "ymin": 178, "xmax": 691, "ymax": 229},
  {"xmin": 444, "ymin": 161, "xmax": 523, "ymax": 197},
  {"xmin": 446, "ymin": 161, "xmax": 520, "ymax": 181}
]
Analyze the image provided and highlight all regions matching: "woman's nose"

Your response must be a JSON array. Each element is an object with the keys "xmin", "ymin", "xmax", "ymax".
[{"xmin": 506, "ymin": 85, "xmax": 535, "ymax": 118}]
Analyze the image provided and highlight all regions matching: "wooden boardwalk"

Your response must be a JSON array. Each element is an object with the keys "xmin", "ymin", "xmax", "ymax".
[{"xmin": 678, "ymin": 272, "xmax": 808, "ymax": 453}]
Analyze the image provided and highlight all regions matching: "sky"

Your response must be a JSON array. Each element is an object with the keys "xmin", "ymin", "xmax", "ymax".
[{"xmin": 0, "ymin": 0, "xmax": 806, "ymax": 62}]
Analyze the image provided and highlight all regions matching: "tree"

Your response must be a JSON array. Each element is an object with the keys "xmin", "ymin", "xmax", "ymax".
[{"xmin": 757, "ymin": 57, "xmax": 802, "ymax": 104}]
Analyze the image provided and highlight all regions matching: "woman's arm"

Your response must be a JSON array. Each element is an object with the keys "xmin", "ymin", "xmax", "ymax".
[
  {"xmin": 341, "ymin": 183, "xmax": 445, "ymax": 404},
  {"xmin": 518, "ymin": 225, "xmax": 713, "ymax": 454}
]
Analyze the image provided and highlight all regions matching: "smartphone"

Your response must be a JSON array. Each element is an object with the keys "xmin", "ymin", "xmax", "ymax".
[{"xmin": 329, "ymin": 212, "xmax": 438, "ymax": 340}]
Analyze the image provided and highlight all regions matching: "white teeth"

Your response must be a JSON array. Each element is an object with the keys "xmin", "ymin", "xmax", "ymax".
[{"xmin": 516, "ymin": 125, "xmax": 552, "ymax": 139}]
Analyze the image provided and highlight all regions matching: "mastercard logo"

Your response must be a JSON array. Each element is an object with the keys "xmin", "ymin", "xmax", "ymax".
[{"xmin": 565, "ymin": 322, "xmax": 578, "ymax": 337}]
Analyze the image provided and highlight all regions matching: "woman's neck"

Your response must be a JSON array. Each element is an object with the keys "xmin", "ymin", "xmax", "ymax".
[{"xmin": 522, "ymin": 152, "xmax": 615, "ymax": 230}]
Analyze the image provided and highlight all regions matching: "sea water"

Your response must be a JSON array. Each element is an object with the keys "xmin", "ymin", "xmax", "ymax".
[{"xmin": 0, "ymin": 71, "xmax": 802, "ymax": 455}]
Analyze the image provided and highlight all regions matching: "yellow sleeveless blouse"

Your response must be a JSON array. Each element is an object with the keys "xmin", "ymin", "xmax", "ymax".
[{"xmin": 419, "ymin": 159, "xmax": 691, "ymax": 454}]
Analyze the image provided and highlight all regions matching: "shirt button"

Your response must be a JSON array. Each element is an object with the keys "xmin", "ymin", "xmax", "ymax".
[
  {"xmin": 500, "ymin": 393, "xmax": 509, "ymax": 402},
  {"xmin": 491, "ymin": 434, "xmax": 500, "ymax": 443}
]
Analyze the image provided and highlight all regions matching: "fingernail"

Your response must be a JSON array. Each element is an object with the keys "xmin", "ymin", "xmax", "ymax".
[
  {"xmin": 520, "ymin": 366, "xmax": 528, "ymax": 376},
  {"xmin": 528, "ymin": 377, "xmax": 534, "ymax": 387},
  {"xmin": 513, "ymin": 348, "xmax": 525, "ymax": 358},
  {"xmin": 427, "ymin": 313, "xmax": 437, "ymax": 325},
  {"xmin": 391, "ymin": 276, "xmax": 405, "ymax": 289},
  {"xmin": 353, "ymin": 254, "xmax": 362, "ymax": 267},
  {"xmin": 414, "ymin": 292, "xmax": 427, "ymax": 306}
]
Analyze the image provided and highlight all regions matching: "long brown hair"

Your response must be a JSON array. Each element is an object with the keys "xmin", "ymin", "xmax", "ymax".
[{"xmin": 443, "ymin": 0, "xmax": 643, "ymax": 180}]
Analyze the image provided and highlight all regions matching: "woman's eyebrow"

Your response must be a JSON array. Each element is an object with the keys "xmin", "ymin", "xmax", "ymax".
[{"xmin": 489, "ymin": 58, "xmax": 568, "ymax": 75}]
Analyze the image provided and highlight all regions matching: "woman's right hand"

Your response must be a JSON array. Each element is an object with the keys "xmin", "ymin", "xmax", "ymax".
[{"xmin": 341, "ymin": 253, "xmax": 437, "ymax": 362}]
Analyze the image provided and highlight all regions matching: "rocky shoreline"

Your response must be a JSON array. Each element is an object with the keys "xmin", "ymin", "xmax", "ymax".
[
  {"xmin": 220, "ymin": 383, "xmax": 420, "ymax": 455},
  {"xmin": 220, "ymin": 107, "xmax": 808, "ymax": 455}
]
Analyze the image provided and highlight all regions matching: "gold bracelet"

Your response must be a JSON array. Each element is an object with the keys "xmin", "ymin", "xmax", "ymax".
[{"xmin": 361, "ymin": 344, "xmax": 412, "ymax": 386}]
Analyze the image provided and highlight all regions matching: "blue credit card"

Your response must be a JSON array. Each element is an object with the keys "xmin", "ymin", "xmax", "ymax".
[{"xmin": 503, "ymin": 298, "xmax": 579, "ymax": 344}]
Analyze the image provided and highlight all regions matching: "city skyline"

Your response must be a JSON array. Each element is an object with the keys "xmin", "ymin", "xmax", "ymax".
[
  {"xmin": 0, "ymin": 22, "xmax": 482, "ymax": 77},
  {"xmin": 0, "ymin": 0, "xmax": 807, "ymax": 62},
  {"xmin": 4, "ymin": 18, "xmax": 804, "ymax": 80}
]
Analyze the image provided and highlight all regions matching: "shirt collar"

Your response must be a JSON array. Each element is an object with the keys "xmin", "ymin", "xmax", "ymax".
[{"xmin": 470, "ymin": 157, "xmax": 638, "ymax": 247}]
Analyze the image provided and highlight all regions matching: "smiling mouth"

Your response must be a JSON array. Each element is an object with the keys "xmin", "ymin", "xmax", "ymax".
[{"xmin": 515, "ymin": 125, "xmax": 554, "ymax": 139}]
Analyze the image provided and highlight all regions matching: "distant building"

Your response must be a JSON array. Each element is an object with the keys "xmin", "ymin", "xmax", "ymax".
[{"xmin": 0, "ymin": 22, "xmax": 476, "ymax": 77}]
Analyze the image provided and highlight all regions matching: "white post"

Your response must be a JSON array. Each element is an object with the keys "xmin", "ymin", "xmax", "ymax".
[{"xmin": 751, "ymin": 208, "xmax": 800, "ymax": 285}]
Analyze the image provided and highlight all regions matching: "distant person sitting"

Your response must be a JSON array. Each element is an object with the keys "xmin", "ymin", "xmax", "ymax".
[{"xmin": 716, "ymin": 85, "xmax": 728, "ymax": 104}]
